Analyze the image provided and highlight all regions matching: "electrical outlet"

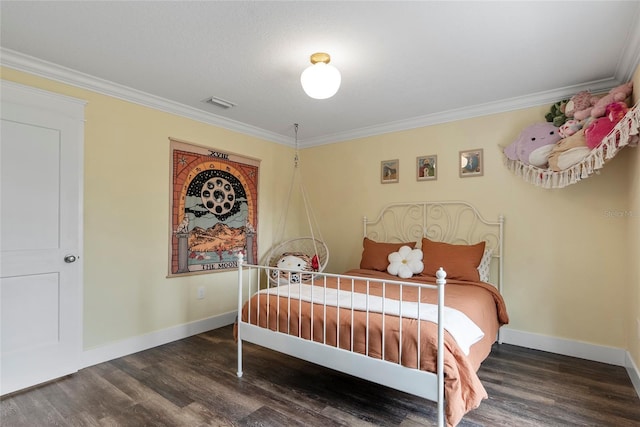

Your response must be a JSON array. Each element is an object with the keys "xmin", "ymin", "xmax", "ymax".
[{"xmin": 197, "ymin": 286, "xmax": 205, "ymax": 300}]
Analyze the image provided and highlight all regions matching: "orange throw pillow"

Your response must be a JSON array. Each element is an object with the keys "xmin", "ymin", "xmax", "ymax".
[
  {"xmin": 421, "ymin": 238, "xmax": 485, "ymax": 282},
  {"xmin": 360, "ymin": 237, "xmax": 415, "ymax": 271}
]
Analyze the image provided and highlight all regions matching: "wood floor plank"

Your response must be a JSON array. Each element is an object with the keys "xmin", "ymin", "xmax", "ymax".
[
  {"xmin": 4, "ymin": 387, "xmax": 68, "ymax": 426},
  {"xmin": 320, "ymin": 405, "xmax": 380, "ymax": 427},
  {"xmin": 2, "ymin": 325, "xmax": 639, "ymax": 426},
  {"xmin": 27, "ymin": 388, "xmax": 95, "ymax": 427},
  {"xmin": 157, "ymin": 359, "xmax": 261, "ymax": 422},
  {"xmin": 0, "ymin": 396, "xmax": 27, "ymax": 426},
  {"xmin": 238, "ymin": 405, "xmax": 308, "ymax": 427},
  {"xmin": 181, "ymin": 401, "xmax": 238, "ymax": 427},
  {"xmin": 108, "ymin": 358, "xmax": 195, "ymax": 409}
]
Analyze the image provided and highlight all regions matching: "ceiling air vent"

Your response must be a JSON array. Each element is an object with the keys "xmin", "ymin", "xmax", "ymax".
[{"xmin": 202, "ymin": 96, "xmax": 236, "ymax": 109}]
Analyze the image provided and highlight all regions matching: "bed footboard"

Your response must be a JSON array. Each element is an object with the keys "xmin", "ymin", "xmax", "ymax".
[{"xmin": 235, "ymin": 253, "xmax": 447, "ymax": 427}]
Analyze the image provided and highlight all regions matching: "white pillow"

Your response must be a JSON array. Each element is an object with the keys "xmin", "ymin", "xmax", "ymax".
[
  {"xmin": 387, "ymin": 246, "xmax": 424, "ymax": 279},
  {"xmin": 476, "ymin": 247, "xmax": 493, "ymax": 283}
]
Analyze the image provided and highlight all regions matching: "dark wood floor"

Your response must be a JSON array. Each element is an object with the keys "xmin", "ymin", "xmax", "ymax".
[{"xmin": 2, "ymin": 325, "xmax": 639, "ymax": 426}]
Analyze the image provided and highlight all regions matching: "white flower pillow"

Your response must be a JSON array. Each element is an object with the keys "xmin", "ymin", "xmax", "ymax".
[{"xmin": 387, "ymin": 246, "xmax": 424, "ymax": 279}]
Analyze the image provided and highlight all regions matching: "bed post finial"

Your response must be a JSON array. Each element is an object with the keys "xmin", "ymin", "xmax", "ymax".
[
  {"xmin": 435, "ymin": 266, "xmax": 446, "ymax": 427},
  {"xmin": 236, "ymin": 250, "xmax": 244, "ymax": 378},
  {"xmin": 363, "ymin": 216, "xmax": 368, "ymax": 238}
]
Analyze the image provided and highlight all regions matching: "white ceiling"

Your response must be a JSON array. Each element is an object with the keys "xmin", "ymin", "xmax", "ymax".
[{"xmin": 1, "ymin": 1, "xmax": 639, "ymax": 147}]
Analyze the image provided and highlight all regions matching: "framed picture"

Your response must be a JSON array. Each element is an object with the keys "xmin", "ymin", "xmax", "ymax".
[
  {"xmin": 168, "ymin": 138, "xmax": 260, "ymax": 276},
  {"xmin": 380, "ymin": 159, "xmax": 399, "ymax": 184},
  {"xmin": 459, "ymin": 149, "xmax": 484, "ymax": 178},
  {"xmin": 416, "ymin": 155, "xmax": 437, "ymax": 181}
]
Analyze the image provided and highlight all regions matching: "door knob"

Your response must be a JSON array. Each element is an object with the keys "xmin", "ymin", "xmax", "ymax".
[{"xmin": 64, "ymin": 255, "xmax": 77, "ymax": 263}]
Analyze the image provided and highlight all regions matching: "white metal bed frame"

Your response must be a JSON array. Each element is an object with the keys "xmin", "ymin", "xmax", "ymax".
[
  {"xmin": 236, "ymin": 201, "xmax": 504, "ymax": 427},
  {"xmin": 363, "ymin": 200, "xmax": 504, "ymax": 298}
]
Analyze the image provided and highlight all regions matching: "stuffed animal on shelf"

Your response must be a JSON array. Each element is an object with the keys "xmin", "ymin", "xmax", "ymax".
[
  {"xmin": 589, "ymin": 81, "xmax": 633, "ymax": 119},
  {"xmin": 503, "ymin": 122, "xmax": 562, "ymax": 167},
  {"xmin": 605, "ymin": 100, "xmax": 629, "ymax": 122},
  {"xmin": 547, "ymin": 129, "xmax": 590, "ymax": 171},
  {"xmin": 269, "ymin": 252, "xmax": 316, "ymax": 284},
  {"xmin": 558, "ymin": 119, "xmax": 583, "ymax": 138},
  {"xmin": 584, "ymin": 101, "xmax": 629, "ymax": 149},
  {"xmin": 545, "ymin": 100, "xmax": 569, "ymax": 127},
  {"xmin": 565, "ymin": 90, "xmax": 602, "ymax": 121}
]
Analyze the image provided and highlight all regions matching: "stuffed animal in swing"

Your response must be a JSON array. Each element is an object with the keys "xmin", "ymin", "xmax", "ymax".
[
  {"xmin": 387, "ymin": 246, "xmax": 424, "ymax": 279},
  {"xmin": 270, "ymin": 252, "xmax": 317, "ymax": 284}
]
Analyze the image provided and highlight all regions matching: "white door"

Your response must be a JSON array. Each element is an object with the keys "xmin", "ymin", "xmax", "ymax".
[{"xmin": 0, "ymin": 80, "xmax": 85, "ymax": 395}]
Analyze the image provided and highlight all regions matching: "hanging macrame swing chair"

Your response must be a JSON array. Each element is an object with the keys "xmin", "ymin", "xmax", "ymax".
[{"xmin": 262, "ymin": 124, "xmax": 329, "ymax": 284}]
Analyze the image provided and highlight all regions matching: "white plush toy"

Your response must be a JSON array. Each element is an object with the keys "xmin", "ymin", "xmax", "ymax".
[
  {"xmin": 270, "ymin": 252, "xmax": 314, "ymax": 284},
  {"xmin": 387, "ymin": 246, "xmax": 424, "ymax": 279}
]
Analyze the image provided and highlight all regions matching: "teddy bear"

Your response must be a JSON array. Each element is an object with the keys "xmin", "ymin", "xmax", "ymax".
[
  {"xmin": 564, "ymin": 90, "xmax": 601, "ymax": 121},
  {"xmin": 503, "ymin": 122, "xmax": 562, "ymax": 168},
  {"xmin": 584, "ymin": 101, "xmax": 629, "ymax": 149},
  {"xmin": 589, "ymin": 81, "xmax": 633, "ymax": 119}
]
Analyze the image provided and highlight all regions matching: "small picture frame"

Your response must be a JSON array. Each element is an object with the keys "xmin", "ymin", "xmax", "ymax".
[
  {"xmin": 459, "ymin": 149, "xmax": 484, "ymax": 178},
  {"xmin": 416, "ymin": 155, "xmax": 437, "ymax": 181},
  {"xmin": 380, "ymin": 159, "xmax": 399, "ymax": 184}
]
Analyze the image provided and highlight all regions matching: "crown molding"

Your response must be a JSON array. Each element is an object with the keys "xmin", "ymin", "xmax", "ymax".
[
  {"xmin": 3, "ymin": 46, "xmax": 638, "ymax": 149},
  {"xmin": 615, "ymin": 3, "xmax": 640, "ymax": 83},
  {"xmin": 298, "ymin": 78, "xmax": 620, "ymax": 148},
  {"xmin": 0, "ymin": 48, "xmax": 292, "ymax": 146}
]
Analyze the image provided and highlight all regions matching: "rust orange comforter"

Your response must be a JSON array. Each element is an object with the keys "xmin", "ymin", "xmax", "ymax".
[{"xmin": 239, "ymin": 268, "xmax": 509, "ymax": 426}]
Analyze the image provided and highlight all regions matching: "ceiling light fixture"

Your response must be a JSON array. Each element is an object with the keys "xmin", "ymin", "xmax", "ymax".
[{"xmin": 300, "ymin": 52, "xmax": 341, "ymax": 100}]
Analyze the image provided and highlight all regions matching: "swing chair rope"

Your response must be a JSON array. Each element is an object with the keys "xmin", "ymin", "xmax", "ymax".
[
  {"xmin": 273, "ymin": 155, "xmax": 297, "ymax": 246},
  {"xmin": 271, "ymin": 123, "xmax": 323, "ymax": 262},
  {"xmin": 299, "ymin": 179, "xmax": 323, "ymax": 256}
]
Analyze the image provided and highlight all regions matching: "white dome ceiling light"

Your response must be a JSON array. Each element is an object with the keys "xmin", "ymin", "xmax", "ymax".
[{"xmin": 300, "ymin": 52, "xmax": 341, "ymax": 100}]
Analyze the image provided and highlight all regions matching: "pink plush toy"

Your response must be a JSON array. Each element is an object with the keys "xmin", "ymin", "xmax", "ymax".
[
  {"xmin": 589, "ymin": 81, "xmax": 633, "ymax": 118},
  {"xmin": 584, "ymin": 101, "xmax": 629, "ymax": 149},
  {"xmin": 503, "ymin": 122, "xmax": 562, "ymax": 167},
  {"xmin": 565, "ymin": 90, "xmax": 601, "ymax": 121},
  {"xmin": 607, "ymin": 101, "xmax": 630, "ymax": 122},
  {"xmin": 558, "ymin": 119, "xmax": 583, "ymax": 138}
]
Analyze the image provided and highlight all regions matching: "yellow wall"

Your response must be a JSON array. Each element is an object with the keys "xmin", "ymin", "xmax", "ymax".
[
  {"xmin": 3, "ymin": 64, "xmax": 639, "ymax": 357},
  {"xmin": 302, "ymin": 102, "xmax": 634, "ymax": 349},
  {"xmin": 629, "ymin": 66, "xmax": 640, "ymax": 369},
  {"xmin": 1, "ymin": 67, "xmax": 295, "ymax": 350}
]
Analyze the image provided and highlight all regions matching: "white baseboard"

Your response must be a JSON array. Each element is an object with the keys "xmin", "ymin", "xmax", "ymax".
[
  {"xmin": 500, "ymin": 327, "xmax": 627, "ymax": 366},
  {"xmin": 501, "ymin": 328, "xmax": 640, "ymax": 399},
  {"xmin": 81, "ymin": 311, "xmax": 237, "ymax": 369},
  {"xmin": 626, "ymin": 352, "xmax": 640, "ymax": 398}
]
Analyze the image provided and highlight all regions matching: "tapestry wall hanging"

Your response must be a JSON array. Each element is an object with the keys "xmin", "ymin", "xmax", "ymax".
[{"xmin": 169, "ymin": 138, "xmax": 259, "ymax": 276}]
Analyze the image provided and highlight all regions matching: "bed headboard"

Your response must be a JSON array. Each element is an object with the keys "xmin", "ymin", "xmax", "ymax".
[{"xmin": 363, "ymin": 200, "xmax": 504, "ymax": 291}]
